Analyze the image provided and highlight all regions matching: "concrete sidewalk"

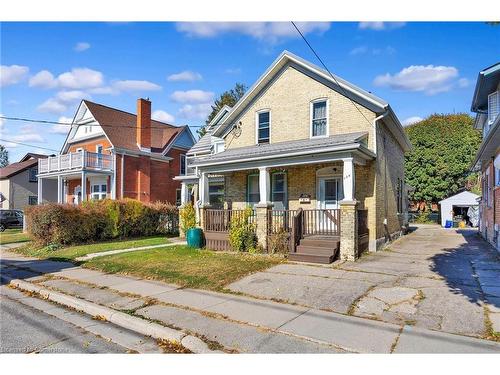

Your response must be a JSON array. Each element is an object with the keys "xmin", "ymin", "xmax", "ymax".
[{"xmin": 1, "ymin": 248, "xmax": 499, "ymax": 353}]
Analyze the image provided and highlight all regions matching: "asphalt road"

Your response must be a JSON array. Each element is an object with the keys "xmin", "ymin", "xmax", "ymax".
[{"xmin": 0, "ymin": 293, "xmax": 128, "ymax": 353}]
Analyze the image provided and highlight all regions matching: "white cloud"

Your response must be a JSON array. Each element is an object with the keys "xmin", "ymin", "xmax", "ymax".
[
  {"xmin": 1, "ymin": 65, "xmax": 29, "ymax": 87},
  {"xmin": 402, "ymin": 116, "xmax": 424, "ymax": 126},
  {"xmin": 167, "ymin": 70, "xmax": 202, "ymax": 82},
  {"xmin": 373, "ymin": 65, "xmax": 459, "ymax": 95},
  {"xmin": 0, "ymin": 114, "xmax": 5, "ymax": 134},
  {"xmin": 57, "ymin": 68, "xmax": 104, "ymax": 89},
  {"xmin": 5, "ymin": 124, "xmax": 45, "ymax": 147},
  {"xmin": 87, "ymin": 86, "xmax": 117, "ymax": 95},
  {"xmin": 358, "ymin": 22, "xmax": 406, "ymax": 31},
  {"xmin": 29, "ymin": 70, "xmax": 57, "ymax": 89},
  {"xmin": 111, "ymin": 80, "xmax": 162, "ymax": 92},
  {"xmin": 152, "ymin": 110, "xmax": 175, "ymax": 123},
  {"xmin": 225, "ymin": 68, "xmax": 241, "ymax": 74},
  {"xmin": 176, "ymin": 22, "xmax": 330, "ymax": 43},
  {"xmin": 350, "ymin": 46, "xmax": 396, "ymax": 56},
  {"xmin": 74, "ymin": 42, "xmax": 91, "ymax": 52},
  {"xmin": 171, "ymin": 89, "xmax": 214, "ymax": 103},
  {"xmin": 56, "ymin": 90, "xmax": 90, "ymax": 103},
  {"xmin": 50, "ymin": 116, "xmax": 73, "ymax": 134},
  {"xmin": 37, "ymin": 98, "xmax": 67, "ymax": 114},
  {"xmin": 458, "ymin": 78, "xmax": 471, "ymax": 88},
  {"xmin": 178, "ymin": 103, "xmax": 213, "ymax": 120}
]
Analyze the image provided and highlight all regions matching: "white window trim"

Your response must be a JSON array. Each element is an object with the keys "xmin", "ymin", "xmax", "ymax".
[
  {"xmin": 180, "ymin": 154, "xmax": 187, "ymax": 175},
  {"xmin": 95, "ymin": 144, "xmax": 103, "ymax": 153},
  {"xmin": 90, "ymin": 179, "xmax": 107, "ymax": 200},
  {"xmin": 310, "ymin": 98, "xmax": 329, "ymax": 138},
  {"xmin": 271, "ymin": 171, "xmax": 288, "ymax": 209},
  {"xmin": 255, "ymin": 109, "xmax": 271, "ymax": 145}
]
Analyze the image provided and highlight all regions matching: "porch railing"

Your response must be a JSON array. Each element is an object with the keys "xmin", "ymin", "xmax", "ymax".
[
  {"xmin": 39, "ymin": 151, "xmax": 114, "ymax": 175},
  {"xmin": 203, "ymin": 209, "xmax": 256, "ymax": 251},
  {"xmin": 301, "ymin": 209, "xmax": 341, "ymax": 237}
]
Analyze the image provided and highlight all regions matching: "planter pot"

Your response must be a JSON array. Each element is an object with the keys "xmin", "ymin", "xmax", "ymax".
[{"xmin": 186, "ymin": 228, "xmax": 203, "ymax": 248}]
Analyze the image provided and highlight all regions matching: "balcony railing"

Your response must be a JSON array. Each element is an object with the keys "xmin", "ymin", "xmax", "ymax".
[{"xmin": 39, "ymin": 151, "xmax": 114, "ymax": 175}]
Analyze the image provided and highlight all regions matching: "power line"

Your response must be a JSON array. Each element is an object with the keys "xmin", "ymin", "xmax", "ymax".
[
  {"xmin": 0, "ymin": 115, "xmax": 204, "ymax": 129},
  {"xmin": 0, "ymin": 138, "xmax": 59, "ymax": 152},
  {"xmin": 291, "ymin": 21, "xmax": 375, "ymax": 128}
]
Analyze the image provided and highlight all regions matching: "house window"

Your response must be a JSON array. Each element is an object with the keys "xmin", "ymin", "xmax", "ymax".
[
  {"xmin": 175, "ymin": 188, "xmax": 181, "ymax": 206},
  {"xmin": 28, "ymin": 196, "xmax": 38, "ymax": 205},
  {"xmin": 247, "ymin": 174, "xmax": 260, "ymax": 206},
  {"xmin": 257, "ymin": 111, "xmax": 270, "ymax": 144},
  {"xmin": 91, "ymin": 183, "xmax": 107, "ymax": 200},
  {"xmin": 488, "ymin": 91, "xmax": 499, "ymax": 125},
  {"xmin": 209, "ymin": 181, "xmax": 225, "ymax": 209},
  {"xmin": 496, "ymin": 167, "xmax": 500, "ymax": 187},
  {"xmin": 28, "ymin": 167, "xmax": 38, "ymax": 182},
  {"xmin": 180, "ymin": 154, "xmax": 187, "ymax": 175},
  {"xmin": 311, "ymin": 100, "xmax": 328, "ymax": 137},
  {"xmin": 271, "ymin": 172, "xmax": 287, "ymax": 209},
  {"xmin": 213, "ymin": 142, "xmax": 225, "ymax": 154}
]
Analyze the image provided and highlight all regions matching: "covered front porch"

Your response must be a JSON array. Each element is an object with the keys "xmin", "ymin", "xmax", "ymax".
[
  {"xmin": 181, "ymin": 150, "xmax": 373, "ymax": 262},
  {"xmin": 37, "ymin": 151, "xmax": 115, "ymax": 204}
]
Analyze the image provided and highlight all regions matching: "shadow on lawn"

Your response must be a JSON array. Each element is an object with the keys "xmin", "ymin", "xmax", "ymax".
[
  {"xmin": 0, "ymin": 256, "xmax": 77, "ymax": 286},
  {"xmin": 429, "ymin": 228, "xmax": 500, "ymax": 309}
]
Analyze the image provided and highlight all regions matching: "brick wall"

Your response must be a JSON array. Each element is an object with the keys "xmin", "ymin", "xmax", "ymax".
[
  {"xmin": 68, "ymin": 137, "xmax": 112, "ymax": 154},
  {"xmin": 224, "ymin": 66, "xmax": 377, "ymax": 152}
]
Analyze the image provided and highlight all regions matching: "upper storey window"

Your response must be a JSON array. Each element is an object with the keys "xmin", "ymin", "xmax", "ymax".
[
  {"xmin": 311, "ymin": 100, "xmax": 328, "ymax": 137},
  {"xmin": 488, "ymin": 91, "xmax": 499, "ymax": 125},
  {"xmin": 257, "ymin": 111, "xmax": 270, "ymax": 144}
]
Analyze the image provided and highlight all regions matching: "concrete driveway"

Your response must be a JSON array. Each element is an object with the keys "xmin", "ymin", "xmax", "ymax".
[{"xmin": 228, "ymin": 224, "xmax": 500, "ymax": 339}]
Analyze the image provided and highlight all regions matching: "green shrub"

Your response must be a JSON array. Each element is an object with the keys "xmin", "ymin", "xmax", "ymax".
[
  {"xmin": 179, "ymin": 203, "xmax": 196, "ymax": 233},
  {"xmin": 228, "ymin": 207, "xmax": 257, "ymax": 252},
  {"xmin": 26, "ymin": 199, "xmax": 178, "ymax": 246}
]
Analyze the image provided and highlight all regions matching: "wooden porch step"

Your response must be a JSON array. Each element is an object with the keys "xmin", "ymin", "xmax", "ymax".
[
  {"xmin": 296, "ymin": 245, "xmax": 337, "ymax": 256},
  {"xmin": 299, "ymin": 238, "xmax": 340, "ymax": 248},
  {"xmin": 289, "ymin": 252, "xmax": 335, "ymax": 264}
]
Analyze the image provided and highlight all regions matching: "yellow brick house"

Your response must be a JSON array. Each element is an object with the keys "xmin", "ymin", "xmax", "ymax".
[{"xmin": 176, "ymin": 51, "xmax": 412, "ymax": 263}]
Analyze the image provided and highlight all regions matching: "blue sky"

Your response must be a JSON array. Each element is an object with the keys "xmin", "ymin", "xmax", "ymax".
[{"xmin": 1, "ymin": 21, "xmax": 499, "ymax": 161}]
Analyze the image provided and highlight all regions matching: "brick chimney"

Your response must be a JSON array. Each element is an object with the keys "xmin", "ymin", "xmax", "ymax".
[{"xmin": 136, "ymin": 98, "xmax": 151, "ymax": 150}]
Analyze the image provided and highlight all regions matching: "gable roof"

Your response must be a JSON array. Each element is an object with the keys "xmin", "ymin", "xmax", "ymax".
[
  {"xmin": 0, "ymin": 158, "xmax": 38, "ymax": 179},
  {"xmin": 82, "ymin": 100, "xmax": 183, "ymax": 153},
  {"xmin": 471, "ymin": 62, "xmax": 500, "ymax": 113},
  {"xmin": 439, "ymin": 191, "xmax": 480, "ymax": 205},
  {"xmin": 19, "ymin": 153, "xmax": 49, "ymax": 162},
  {"xmin": 211, "ymin": 50, "xmax": 411, "ymax": 152}
]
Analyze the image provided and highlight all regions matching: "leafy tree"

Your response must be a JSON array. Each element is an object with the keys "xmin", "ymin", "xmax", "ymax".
[
  {"xmin": 404, "ymin": 114, "xmax": 481, "ymax": 210},
  {"xmin": 0, "ymin": 145, "xmax": 8, "ymax": 168},
  {"xmin": 199, "ymin": 83, "xmax": 247, "ymax": 137}
]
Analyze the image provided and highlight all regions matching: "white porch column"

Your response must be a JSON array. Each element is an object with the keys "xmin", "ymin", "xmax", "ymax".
[
  {"xmin": 37, "ymin": 177, "xmax": 43, "ymax": 205},
  {"xmin": 81, "ymin": 171, "xmax": 87, "ymax": 202},
  {"xmin": 180, "ymin": 182, "xmax": 189, "ymax": 205},
  {"xmin": 342, "ymin": 157, "xmax": 355, "ymax": 202},
  {"xmin": 200, "ymin": 172, "xmax": 209, "ymax": 206},
  {"xmin": 258, "ymin": 166, "xmax": 270, "ymax": 205},
  {"xmin": 57, "ymin": 176, "xmax": 63, "ymax": 203},
  {"xmin": 110, "ymin": 173, "xmax": 116, "ymax": 199}
]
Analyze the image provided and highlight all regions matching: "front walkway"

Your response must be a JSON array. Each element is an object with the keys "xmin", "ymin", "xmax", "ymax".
[{"xmin": 229, "ymin": 225, "xmax": 500, "ymax": 338}]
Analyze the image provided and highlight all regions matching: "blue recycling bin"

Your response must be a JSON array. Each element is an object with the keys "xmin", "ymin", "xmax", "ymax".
[
  {"xmin": 445, "ymin": 220, "xmax": 453, "ymax": 228},
  {"xmin": 186, "ymin": 228, "xmax": 203, "ymax": 248}
]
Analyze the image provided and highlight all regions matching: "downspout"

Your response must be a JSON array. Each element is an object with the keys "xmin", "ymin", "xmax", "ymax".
[
  {"xmin": 372, "ymin": 110, "xmax": 389, "ymax": 155},
  {"xmin": 372, "ymin": 110, "xmax": 390, "ymax": 246},
  {"xmin": 120, "ymin": 152, "xmax": 125, "ymax": 199}
]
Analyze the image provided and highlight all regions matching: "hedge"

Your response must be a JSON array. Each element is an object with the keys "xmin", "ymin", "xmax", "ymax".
[{"xmin": 25, "ymin": 199, "xmax": 178, "ymax": 246}]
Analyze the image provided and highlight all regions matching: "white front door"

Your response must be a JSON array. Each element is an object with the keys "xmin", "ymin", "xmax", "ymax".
[
  {"xmin": 317, "ymin": 177, "xmax": 343, "ymax": 231},
  {"xmin": 318, "ymin": 177, "xmax": 343, "ymax": 209}
]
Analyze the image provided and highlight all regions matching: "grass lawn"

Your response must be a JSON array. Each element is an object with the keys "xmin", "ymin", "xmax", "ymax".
[
  {"xmin": 0, "ymin": 229, "xmax": 31, "ymax": 245},
  {"xmin": 12, "ymin": 236, "xmax": 170, "ymax": 261},
  {"xmin": 84, "ymin": 246, "xmax": 283, "ymax": 291}
]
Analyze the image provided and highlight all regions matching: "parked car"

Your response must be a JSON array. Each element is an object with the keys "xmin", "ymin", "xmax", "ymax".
[{"xmin": 0, "ymin": 209, "xmax": 24, "ymax": 231}]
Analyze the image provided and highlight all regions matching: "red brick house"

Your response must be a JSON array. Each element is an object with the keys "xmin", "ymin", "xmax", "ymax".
[
  {"xmin": 471, "ymin": 62, "xmax": 500, "ymax": 252},
  {"xmin": 37, "ymin": 98, "xmax": 195, "ymax": 205}
]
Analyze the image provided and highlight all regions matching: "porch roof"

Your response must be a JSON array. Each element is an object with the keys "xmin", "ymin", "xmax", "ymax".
[{"xmin": 192, "ymin": 132, "xmax": 372, "ymax": 169}]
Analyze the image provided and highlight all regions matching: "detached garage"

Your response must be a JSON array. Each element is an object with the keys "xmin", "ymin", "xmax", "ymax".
[{"xmin": 439, "ymin": 191, "xmax": 480, "ymax": 228}]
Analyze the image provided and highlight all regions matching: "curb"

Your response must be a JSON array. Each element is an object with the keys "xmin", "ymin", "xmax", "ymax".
[{"xmin": 7, "ymin": 277, "xmax": 221, "ymax": 354}]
